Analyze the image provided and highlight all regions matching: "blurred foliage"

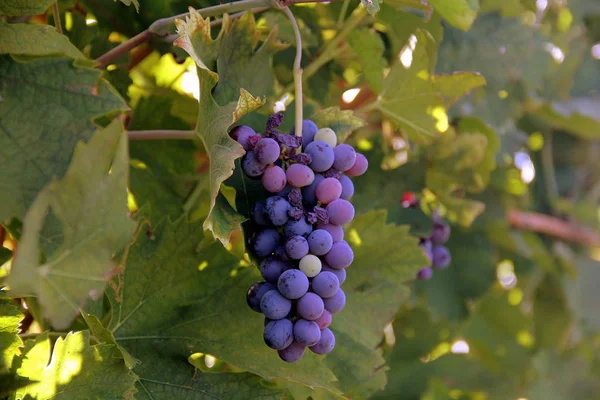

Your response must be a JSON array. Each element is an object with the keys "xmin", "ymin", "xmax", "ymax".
[{"xmin": 2, "ymin": 0, "xmax": 600, "ymax": 399}]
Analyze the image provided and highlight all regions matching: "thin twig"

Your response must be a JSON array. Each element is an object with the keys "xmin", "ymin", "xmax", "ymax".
[
  {"xmin": 19, "ymin": 331, "xmax": 69, "ymax": 339},
  {"xmin": 128, "ymin": 130, "xmax": 196, "ymax": 140},
  {"xmin": 95, "ymin": 30, "xmax": 153, "ymax": 69},
  {"xmin": 52, "ymin": 2, "xmax": 63, "ymax": 34},
  {"xmin": 282, "ymin": 6, "xmax": 304, "ymax": 141},
  {"xmin": 336, "ymin": 0, "xmax": 351, "ymax": 27},
  {"xmin": 541, "ymin": 132, "xmax": 559, "ymax": 208},
  {"xmin": 507, "ymin": 209, "xmax": 600, "ymax": 247}
]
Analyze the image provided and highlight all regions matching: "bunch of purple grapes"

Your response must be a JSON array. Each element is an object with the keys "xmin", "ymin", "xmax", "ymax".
[
  {"xmin": 416, "ymin": 215, "xmax": 451, "ymax": 280},
  {"xmin": 233, "ymin": 115, "xmax": 368, "ymax": 363}
]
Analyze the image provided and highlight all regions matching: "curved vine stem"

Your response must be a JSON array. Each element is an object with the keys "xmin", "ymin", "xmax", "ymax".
[{"xmin": 281, "ymin": 6, "xmax": 303, "ymax": 141}]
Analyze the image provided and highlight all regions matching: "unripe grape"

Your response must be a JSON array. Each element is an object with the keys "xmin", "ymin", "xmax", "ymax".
[
  {"xmin": 314, "ymin": 128, "xmax": 337, "ymax": 147},
  {"xmin": 299, "ymin": 254, "xmax": 322, "ymax": 277}
]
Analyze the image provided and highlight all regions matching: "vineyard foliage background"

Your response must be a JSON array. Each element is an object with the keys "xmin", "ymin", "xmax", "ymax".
[{"xmin": 1, "ymin": 0, "xmax": 600, "ymax": 399}]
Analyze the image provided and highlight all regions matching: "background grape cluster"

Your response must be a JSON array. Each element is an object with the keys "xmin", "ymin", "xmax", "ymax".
[
  {"xmin": 235, "ymin": 114, "xmax": 368, "ymax": 362},
  {"xmin": 416, "ymin": 215, "xmax": 451, "ymax": 280}
]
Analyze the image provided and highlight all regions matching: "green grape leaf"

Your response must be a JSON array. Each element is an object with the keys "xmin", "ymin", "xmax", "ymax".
[
  {"xmin": 82, "ymin": 313, "xmax": 139, "ymax": 369},
  {"xmin": 311, "ymin": 107, "xmax": 366, "ymax": 144},
  {"xmin": 432, "ymin": 73, "xmax": 487, "ymax": 107},
  {"xmin": 532, "ymin": 98, "xmax": 600, "ymax": 140},
  {"xmin": 7, "ymin": 120, "xmax": 136, "ymax": 330},
  {"xmin": 347, "ymin": 28, "xmax": 386, "ymax": 93},
  {"xmin": 175, "ymin": 12, "xmax": 268, "ymax": 245},
  {"xmin": 435, "ymin": 194, "xmax": 486, "ymax": 227},
  {"xmin": 375, "ymin": 31, "xmax": 451, "ymax": 143},
  {"xmin": 263, "ymin": 11, "xmax": 319, "ymax": 49},
  {"xmin": 533, "ymin": 275, "xmax": 572, "ymax": 349},
  {"xmin": 0, "ymin": 0, "xmax": 55, "ymax": 16},
  {"xmin": 566, "ymin": 257, "xmax": 600, "ymax": 334},
  {"xmin": 479, "ymin": 0, "xmax": 524, "ymax": 17},
  {"xmin": 425, "ymin": 118, "xmax": 499, "ymax": 195},
  {"xmin": 128, "ymin": 95, "xmax": 198, "ymax": 224},
  {"xmin": 176, "ymin": 9, "xmax": 286, "ymax": 105},
  {"xmin": 527, "ymin": 351, "xmax": 600, "ymax": 400},
  {"xmin": 413, "ymin": 229, "xmax": 496, "ymax": 321},
  {"xmin": 427, "ymin": 0, "xmax": 479, "ymax": 31},
  {"xmin": 10, "ymin": 333, "xmax": 51, "ymax": 395},
  {"xmin": 0, "ymin": 299, "xmax": 23, "ymax": 372},
  {"xmin": 12, "ymin": 331, "xmax": 138, "ymax": 399},
  {"xmin": 0, "ymin": 55, "xmax": 127, "ymax": 225},
  {"xmin": 361, "ymin": 0, "xmax": 384, "ymax": 16},
  {"xmin": 108, "ymin": 217, "xmax": 341, "ymax": 395},
  {"xmin": 377, "ymin": 6, "xmax": 442, "ymax": 66},
  {"xmin": 0, "ymin": 22, "xmax": 84, "ymax": 58},
  {"xmin": 459, "ymin": 287, "xmax": 531, "ymax": 373}
]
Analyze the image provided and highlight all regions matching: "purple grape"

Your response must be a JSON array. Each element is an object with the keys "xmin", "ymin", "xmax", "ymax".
[
  {"xmin": 326, "ymin": 199, "xmax": 355, "ymax": 226},
  {"xmin": 315, "ymin": 309, "xmax": 332, "ymax": 329},
  {"xmin": 278, "ymin": 184, "xmax": 293, "ymax": 198},
  {"xmin": 323, "ymin": 288, "xmax": 345, "ymax": 313},
  {"xmin": 432, "ymin": 245, "xmax": 451, "ymax": 269},
  {"xmin": 302, "ymin": 174, "xmax": 324, "ymax": 206},
  {"xmin": 285, "ymin": 235, "xmax": 309, "ymax": 260},
  {"xmin": 289, "ymin": 120, "xmax": 319, "ymax": 147},
  {"xmin": 339, "ymin": 175, "xmax": 354, "ymax": 200},
  {"xmin": 284, "ymin": 218, "xmax": 314, "ymax": 237},
  {"xmin": 265, "ymin": 196, "xmax": 290, "ymax": 226},
  {"xmin": 264, "ymin": 319, "xmax": 294, "ymax": 350},
  {"xmin": 242, "ymin": 150, "xmax": 266, "ymax": 177},
  {"xmin": 311, "ymin": 271, "xmax": 340, "ymax": 298},
  {"xmin": 305, "ymin": 141, "xmax": 335, "ymax": 172},
  {"xmin": 262, "ymin": 165, "xmax": 287, "ymax": 193},
  {"xmin": 324, "ymin": 241, "xmax": 354, "ymax": 269},
  {"xmin": 255, "ymin": 138, "xmax": 281, "ymax": 164},
  {"xmin": 230, "ymin": 125, "xmax": 255, "ymax": 150},
  {"xmin": 252, "ymin": 201, "xmax": 271, "ymax": 226},
  {"xmin": 246, "ymin": 282, "xmax": 276, "ymax": 312},
  {"xmin": 293, "ymin": 319, "xmax": 321, "ymax": 346},
  {"xmin": 419, "ymin": 238, "xmax": 433, "ymax": 265},
  {"xmin": 253, "ymin": 229, "xmax": 280, "ymax": 257},
  {"xmin": 430, "ymin": 221, "xmax": 450, "ymax": 244},
  {"xmin": 322, "ymin": 263, "xmax": 346, "ymax": 285},
  {"xmin": 417, "ymin": 267, "xmax": 433, "ymax": 280},
  {"xmin": 317, "ymin": 223, "xmax": 344, "ymax": 243},
  {"xmin": 307, "ymin": 229, "xmax": 333, "ymax": 256},
  {"xmin": 260, "ymin": 290, "xmax": 292, "ymax": 319},
  {"xmin": 278, "ymin": 341, "xmax": 306, "ymax": 362},
  {"xmin": 260, "ymin": 256, "xmax": 292, "ymax": 283},
  {"xmin": 346, "ymin": 153, "xmax": 368, "ymax": 176},
  {"xmin": 309, "ymin": 328, "xmax": 335, "ymax": 355},
  {"xmin": 333, "ymin": 144, "xmax": 357, "ymax": 172},
  {"xmin": 297, "ymin": 292, "xmax": 325, "ymax": 320},
  {"xmin": 286, "ymin": 164, "xmax": 315, "ymax": 188},
  {"xmin": 277, "ymin": 269, "xmax": 309, "ymax": 299},
  {"xmin": 316, "ymin": 178, "xmax": 342, "ymax": 205}
]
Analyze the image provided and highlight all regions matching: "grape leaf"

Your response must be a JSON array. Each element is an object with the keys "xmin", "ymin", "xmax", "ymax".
[
  {"xmin": 532, "ymin": 98, "xmax": 600, "ymax": 140},
  {"xmin": 7, "ymin": 120, "xmax": 136, "ymax": 330},
  {"xmin": 427, "ymin": 0, "xmax": 479, "ymax": 31},
  {"xmin": 425, "ymin": 118, "xmax": 499, "ymax": 194},
  {"xmin": 527, "ymin": 351, "xmax": 600, "ymax": 400},
  {"xmin": 311, "ymin": 107, "xmax": 366, "ymax": 144},
  {"xmin": 565, "ymin": 257, "xmax": 600, "ymax": 334},
  {"xmin": 108, "ymin": 217, "xmax": 341, "ymax": 395},
  {"xmin": 12, "ymin": 331, "xmax": 138, "ymax": 399},
  {"xmin": 0, "ymin": 55, "xmax": 127, "ymax": 225},
  {"xmin": 10, "ymin": 333, "xmax": 51, "ymax": 398},
  {"xmin": 118, "ymin": 0, "xmax": 139, "ymax": 11},
  {"xmin": 374, "ymin": 31, "xmax": 452, "ymax": 143},
  {"xmin": 361, "ymin": 0, "xmax": 383, "ymax": 16},
  {"xmin": 432, "ymin": 73, "xmax": 487, "ymax": 108},
  {"xmin": 0, "ymin": 0, "xmax": 55, "ymax": 16},
  {"xmin": 0, "ymin": 299, "xmax": 23, "ymax": 372},
  {"xmin": 0, "ymin": 22, "xmax": 84, "ymax": 58},
  {"xmin": 82, "ymin": 313, "xmax": 139, "ymax": 369},
  {"xmin": 175, "ymin": 12, "xmax": 267, "ymax": 245},
  {"xmin": 347, "ymin": 28, "xmax": 386, "ymax": 93}
]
